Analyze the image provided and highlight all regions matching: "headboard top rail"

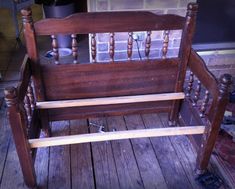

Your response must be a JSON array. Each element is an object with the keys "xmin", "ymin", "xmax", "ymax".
[{"xmin": 34, "ymin": 11, "xmax": 186, "ymax": 35}]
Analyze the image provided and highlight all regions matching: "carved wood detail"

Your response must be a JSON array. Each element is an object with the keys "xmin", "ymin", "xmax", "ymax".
[
  {"xmin": 162, "ymin": 30, "xmax": 169, "ymax": 59},
  {"xmin": 145, "ymin": 31, "xmax": 151, "ymax": 59},
  {"xmin": 91, "ymin": 33, "xmax": 97, "ymax": 62},
  {"xmin": 127, "ymin": 32, "xmax": 133, "ymax": 60},
  {"xmin": 51, "ymin": 35, "xmax": 59, "ymax": 64},
  {"xmin": 71, "ymin": 34, "xmax": 78, "ymax": 64},
  {"xmin": 109, "ymin": 32, "xmax": 115, "ymax": 62}
]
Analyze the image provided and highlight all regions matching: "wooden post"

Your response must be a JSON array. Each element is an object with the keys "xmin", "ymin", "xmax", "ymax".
[
  {"xmin": 196, "ymin": 74, "xmax": 232, "ymax": 174},
  {"xmin": 169, "ymin": 3, "xmax": 198, "ymax": 125},
  {"xmin": 4, "ymin": 87, "xmax": 37, "ymax": 188},
  {"xmin": 21, "ymin": 8, "xmax": 51, "ymax": 136}
]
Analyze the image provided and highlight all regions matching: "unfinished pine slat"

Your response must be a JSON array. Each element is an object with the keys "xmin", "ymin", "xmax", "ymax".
[
  {"xmin": 36, "ymin": 92, "xmax": 185, "ymax": 109},
  {"xmin": 29, "ymin": 126, "xmax": 205, "ymax": 148}
]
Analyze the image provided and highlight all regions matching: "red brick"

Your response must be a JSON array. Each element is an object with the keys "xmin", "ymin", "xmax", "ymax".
[
  {"xmin": 151, "ymin": 31, "xmax": 163, "ymax": 40},
  {"xmin": 97, "ymin": 33, "xmax": 109, "ymax": 43},
  {"xmin": 179, "ymin": 0, "xmax": 196, "ymax": 8},
  {"xmin": 96, "ymin": 0, "xmax": 108, "ymax": 11},
  {"xmin": 169, "ymin": 30, "xmax": 182, "ymax": 39},
  {"xmin": 110, "ymin": 0, "xmax": 144, "ymax": 10},
  {"xmin": 167, "ymin": 9, "xmax": 187, "ymax": 16},
  {"xmin": 145, "ymin": 0, "xmax": 178, "ymax": 9},
  {"xmin": 97, "ymin": 43, "xmax": 108, "ymax": 52}
]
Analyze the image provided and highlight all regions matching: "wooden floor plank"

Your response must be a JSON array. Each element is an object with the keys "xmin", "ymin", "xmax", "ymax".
[
  {"xmin": 158, "ymin": 113, "xmax": 204, "ymax": 189},
  {"xmin": 89, "ymin": 117, "xmax": 120, "ymax": 189},
  {"xmin": 70, "ymin": 119, "xmax": 95, "ymax": 189},
  {"xmin": 106, "ymin": 116, "xmax": 145, "ymax": 189},
  {"xmin": 0, "ymin": 137, "xmax": 28, "ymax": 189},
  {"xmin": 124, "ymin": 114, "xmax": 168, "ymax": 189},
  {"xmin": 0, "ymin": 107, "xmax": 11, "ymax": 185},
  {"xmin": 48, "ymin": 121, "xmax": 71, "ymax": 189},
  {"xmin": 34, "ymin": 138, "xmax": 49, "ymax": 189},
  {"xmin": 142, "ymin": 113, "xmax": 193, "ymax": 189}
]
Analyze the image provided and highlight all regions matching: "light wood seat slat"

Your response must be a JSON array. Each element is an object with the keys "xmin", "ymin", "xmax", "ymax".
[
  {"xmin": 36, "ymin": 92, "xmax": 185, "ymax": 109},
  {"xmin": 29, "ymin": 126, "xmax": 205, "ymax": 148}
]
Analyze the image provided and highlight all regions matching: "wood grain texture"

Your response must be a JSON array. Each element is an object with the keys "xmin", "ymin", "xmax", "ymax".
[
  {"xmin": 0, "ymin": 138, "xmax": 28, "ymax": 189},
  {"xmin": 29, "ymin": 125, "xmax": 205, "ymax": 148},
  {"xmin": 159, "ymin": 113, "xmax": 203, "ymax": 189},
  {"xmin": 124, "ymin": 114, "xmax": 168, "ymax": 189},
  {"xmin": 48, "ymin": 121, "xmax": 71, "ymax": 189},
  {"xmin": 169, "ymin": 3, "xmax": 198, "ymax": 123},
  {"xmin": 17, "ymin": 55, "xmax": 32, "ymax": 102},
  {"xmin": 48, "ymin": 101, "xmax": 171, "ymax": 121},
  {"xmin": 41, "ymin": 59, "xmax": 179, "ymax": 100},
  {"xmin": 106, "ymin": 116, "xmax": 144, "ymax": 189},
  {"xmin": 142, "ymin": 113, "xmax": 193, "ymax": 189},
  {"xmin": 36, "ymin": 92, "xmax": 185, "ymax": 109},
  {"xmin": 188, "ymin": 49, "xmax": 218, "ymax": 98},
  {"xmin": 70, "ymin": 119, "xmax": 95, "ymax": 189},
  {"xmin": 34, "ymin": 143, "xmax": 49, "ymax": 189},
  {"xmin": 34, "ymin": 12, "xmax": 185, "ymax": 35},
  {"xmin": 0, "ymin": 107, "xmax": 11, "ymax": 187},
  {"xmin": 89, "ymin": 117, "xmax": 120, "ymax": 189}
]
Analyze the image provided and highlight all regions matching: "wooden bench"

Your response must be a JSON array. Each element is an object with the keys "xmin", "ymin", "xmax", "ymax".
[{"xmin": 4, "ymin": 3, "xmax": 232, "ymax": 188}]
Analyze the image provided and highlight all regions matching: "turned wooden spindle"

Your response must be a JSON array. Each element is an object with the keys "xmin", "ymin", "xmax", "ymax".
[
  {"xmin": 127, "ymin": 32, "xmax": 133, "ymax": 60},
  {"xmin": 27, "ymin": 84, "xmax": 35, "ymax": 111},
  {"xmin": 51, "ymin": 35, "xmax": 59, "ymax": 64},
  {"xmin": 186, "ymin": 71, "xmax": 194, "ymax": 97},
  {"xmin": 91, "ymin": 33, "xmax": 97, "ymax": 62},
  {"xmin": 162, "ymin": 30, "xmax": 169, "ymax": 59},
  {"xmin": 145, "ymin": 31, "xmax": 151, "ymax": 59},
  {"xmin": 109, "ymin": 32, "xmax": 115, "ymax": 62},
  {"xmin": 71, "ymin": 34, "xmax": 78, "ymax": 64},
  {"xmin": 193, "ymin": 80, "xmax": 201, "ymax": 106},
  {"xmin": 200, "ymin": 90, "xmax": 210, "ymax": 117},
  {"xmin": 24, "ymin": 95, "xmax": 32, "ymax": 123}
]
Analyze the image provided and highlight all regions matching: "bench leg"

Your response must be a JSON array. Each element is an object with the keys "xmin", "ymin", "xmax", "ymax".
[
  {"xmin": 40, "ymin": 110, "xmax": 52, "ymax": 137},
  {"xmin": 168, "ymin": 100, "xmax": 180, "ymax": 126},
  {"xmin": 196, "ymin": 74, "xmax": 232, "ymax": 173},
  {"xmin": 5, "ymin": 87, "xmax": 37, "ymax": 188},
  {"xmin": 195, "ymin": 124, "xmax": 220, "ymax": 174}
]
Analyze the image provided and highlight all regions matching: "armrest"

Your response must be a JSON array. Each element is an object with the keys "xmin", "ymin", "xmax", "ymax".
[
  {"xmin": 188, "ymin": 49, "xmax": 219, "ymax": 99},
  {"xmin": 187, "ymin": 49, "xmax": 232, "ymax": 122},
  {"xmin": 17, "ymin": 55, "xmax": 32, "ymax": 102},
  {"xmin": 4, "ymin": 55, "xmax": 37, "ymax": 138}
]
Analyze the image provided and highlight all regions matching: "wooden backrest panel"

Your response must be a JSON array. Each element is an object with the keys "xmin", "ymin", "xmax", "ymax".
[
  {"xmin": 34, "ymin": 12, "xmax": 185, "ymax": 35},
  {"xmin": 21, "ymin": 3, "xmax": 198, "ymax": 103},
  {"xmin": 41, "ymin": 59, "xmax": 179, "ymax": 101}
]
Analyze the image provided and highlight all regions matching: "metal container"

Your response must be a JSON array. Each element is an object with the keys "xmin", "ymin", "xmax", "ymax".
[{"xmin": 43, "ymin": 3, "xmax": 75, "ymax": 48}]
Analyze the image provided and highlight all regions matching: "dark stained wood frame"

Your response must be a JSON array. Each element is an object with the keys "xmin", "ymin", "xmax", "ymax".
[{"xmin": 4, "ymin": 3, "xmax": 232, "ymax": 188}]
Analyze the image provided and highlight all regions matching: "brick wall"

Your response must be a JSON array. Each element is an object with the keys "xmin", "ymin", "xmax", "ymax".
[
  {"xmin": 87, "ymin": 0, "xmax": 195, "ymax": 62},
  {"xmin": 87, "ymin": 0, "xmax": 235, "ymax": 80}
]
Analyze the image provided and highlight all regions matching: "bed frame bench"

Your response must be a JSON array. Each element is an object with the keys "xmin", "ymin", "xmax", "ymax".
[{"xmin": 4, "ymin": 3, "xmax": 232, "ymax": 188}]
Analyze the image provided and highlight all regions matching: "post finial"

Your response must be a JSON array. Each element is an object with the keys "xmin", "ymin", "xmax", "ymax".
[
  {"xmin": 219, "ymin": 74, "xmax": 232, "ymax": 95},
  {"xmin": 4, "ymin": 87, "xmax": 18, "ymax": 107},
  {"xmin": 187, "ymin": 3, "xmax": 199, "ymax": 13},
  {"xmin": 21, "ymin": 7, "xmax": 32, "ymax": 17}
]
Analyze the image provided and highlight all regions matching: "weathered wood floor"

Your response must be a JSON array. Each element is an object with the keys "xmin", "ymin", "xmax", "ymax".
[{"xmin": 0, "ymin": 104, "xmax": 227, "ymax": 189}]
